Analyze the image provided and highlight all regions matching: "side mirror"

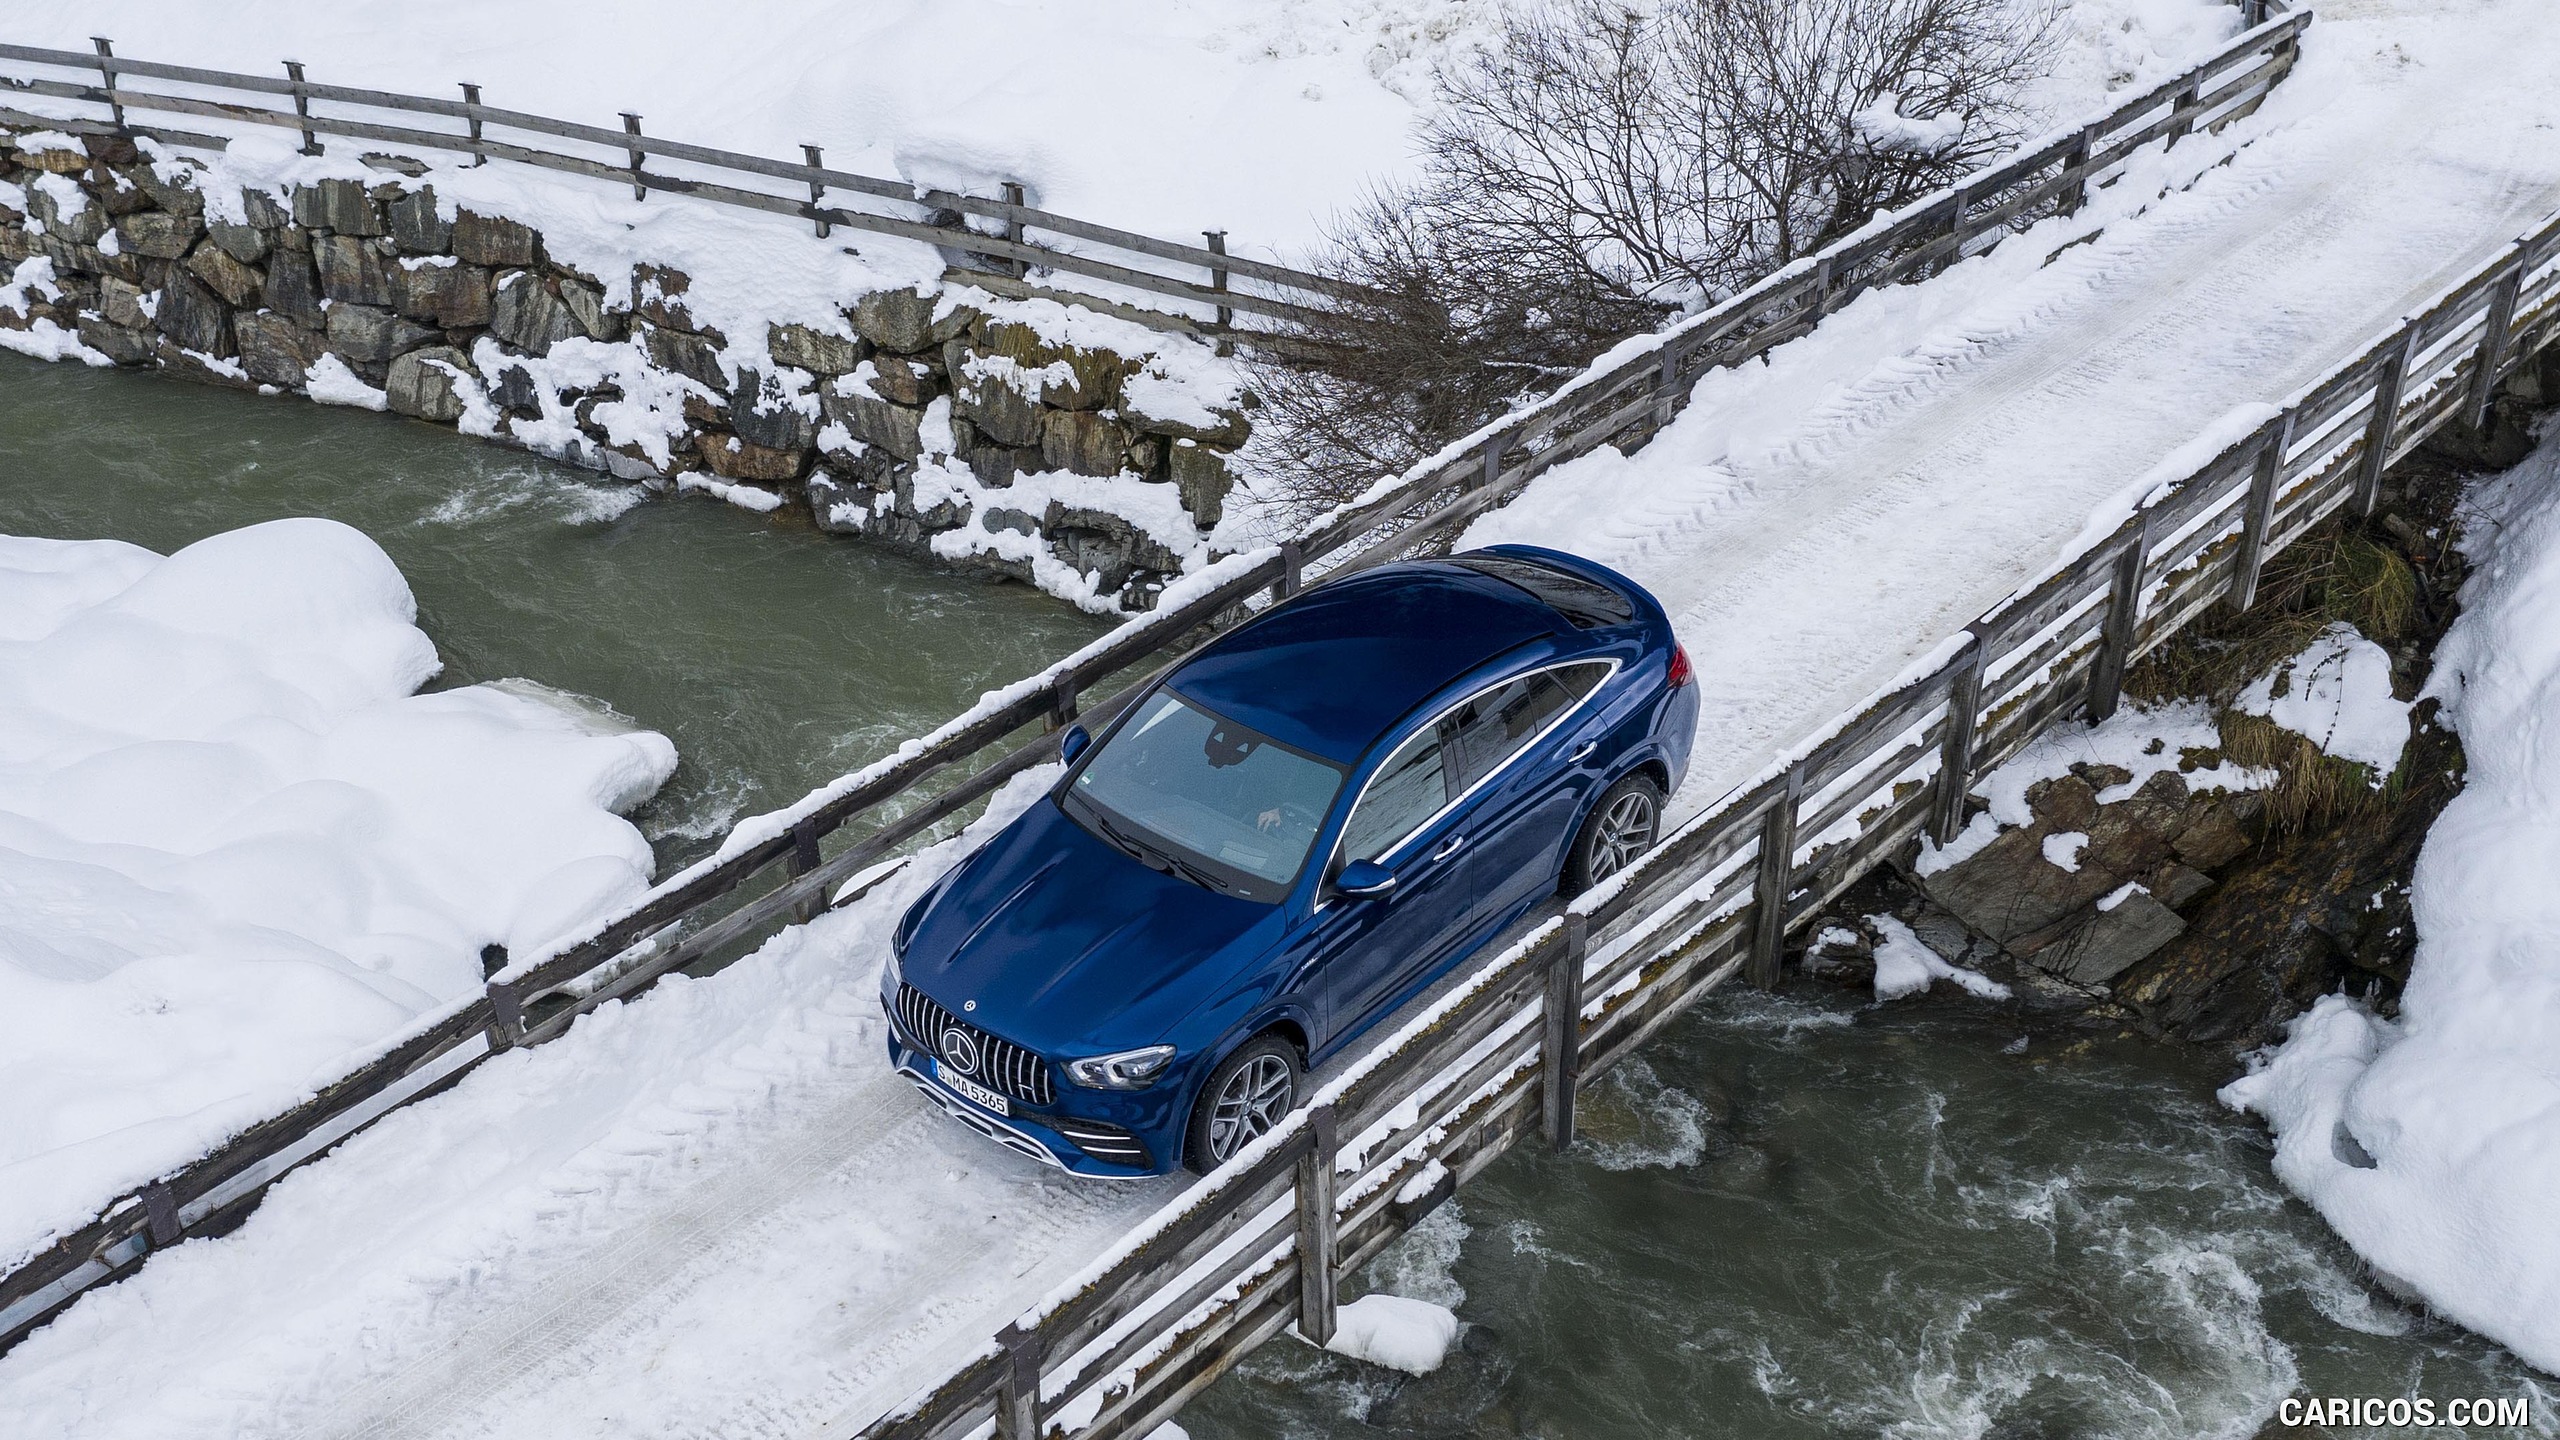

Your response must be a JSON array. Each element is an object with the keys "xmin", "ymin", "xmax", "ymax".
[
  {"xmin": 1335, "ymin": 859, "xmax": 1397, "ymax": 900},
  {"xmin": 1059, "ymin": 724, "xmax": 1092, "ymax": 766}
]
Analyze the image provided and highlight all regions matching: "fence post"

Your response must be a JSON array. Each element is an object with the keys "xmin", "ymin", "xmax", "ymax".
[
  {"xmin": 2229, "ymin": 413, "xmax": 2295, "ymax": 612},
  {"xmin": 459, "ymin": 83, "xmax": 486, "ymax": 166},
  {"xmin": 2465, "ymin": 247, "xmax": 2527, "ymax": 432},
  {"xmin": 2355, "ymin": 326, "xmax": 2416, "ymax": 516},
  {"xmin": 1480, "ymin": 432, "xmax": 1508, "ymax": 490},
  {"xmin": 1204, "ymin": 230, "xmax": 1231, "ymax": 329},
  {"xmin": 484, "ymin": 980, "xmax": 527, "ymax": 1053},
  {"xmin": 619, "ymin": 112, "xmax": 646, "ymax": 201},
  {"xmin": 999, "ymin": 182, "xmax": 1027, "ymax": 278},
  {"xmin": 1653, "ymin": 339, "xmax": 1686, "ymax": 428},
  {"xmin": 994, "ymin": 1323, "xmax": 1043, "ymax": 1440},
  {"xmin": 1294, "ymin": 1107, "xmax": 1339, "ymax": 1348},
  {"xmin": 1748, "ymin": 766, "xmax": 1803, "ymax": 988},
  {"xmin": 1928, "ymin": 633, "xmax": 1987, "ymax": 846},
  {"xmin": 788, "ymin": 818, "xmax": 825, "ymax": 924},
  {"xmin": 2061, "ymin": 121, "xmax": 2099, "ymax": 216},
  {"xmin": 1046, "ymin": 671, "xmax": 1081, "ymax": 733},
  {"xmin": 283, "ymin": 61, "xmax": 318, "ymax": 155},
  {"xmin": 802, "ymin": 145, "xmax": 830, "ymax": 238},
  {"xmin": 139, "ymin": 1181, "xmax": 182, "ymax": 1251},
  {"xmin": 90, "ymin": 38, "xmax": 125, "ymax": 132},
  {"xmin": 1541, "ymin": 912, "xmax": 1587, "ymax": 1150},
  {"xmin": 1808, "ymin": 255, "xmax": 1835, "ymax": 317},
  {"xmin": 2166, "ymin": 76, "xmax": 2204, "ymax": 145},
  {"xmin": 2086, "ymin": 511, "xmax": 2153, "ymax": 723}
]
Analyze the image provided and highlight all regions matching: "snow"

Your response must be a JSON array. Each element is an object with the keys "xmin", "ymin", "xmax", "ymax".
[
  {"xmin": 302, "ymin": 353, "xmax": 389, "ymax": 411},
  {"xmin": 2237, "ymin": 622, "xmax": 2412, "ymax": 780},
  {"xmin": 2097, "ymin": 880, "xmax": 2147, "ymax": 912},
  {"xmin": 0, "ymin": 520, "xmax": 676, "ymax": 1268},
  {"xmin": 2221, "ymin": 423, "xmax": 2560, "ymax": 1375},
  {"xmin": 1870, "ymin": 915, "xmax": 2012, "ymax": 1003},
  {"xmin": 1312, "ymin": 1293, "xmax": 1460, "ymax": 1375},
  {"xmin": 2041, "ymin": 831, "xmax": 2090, "ymax": 872}
]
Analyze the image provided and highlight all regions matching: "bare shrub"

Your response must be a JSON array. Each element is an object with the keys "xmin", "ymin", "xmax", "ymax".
[{"xmin": 1253, "ymin": 0, "xmax": 2053, "ymax": 521}]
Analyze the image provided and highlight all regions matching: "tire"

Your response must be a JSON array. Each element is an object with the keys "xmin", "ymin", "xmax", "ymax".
[
  {"xmin": 1182, "ymin": 1033, "xmax": 1302, "ymax": 1174},
  {"xmin": 1564, "ymin": 771, "xmax": 1664, "ymax": 895}
]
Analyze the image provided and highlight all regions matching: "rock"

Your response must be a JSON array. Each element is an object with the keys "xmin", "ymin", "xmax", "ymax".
[
  {"xmin": 1168, "ymin": 441, "xmax": 1235, "ymax": 530},
  {"xmin": 0, "ymin": 226, "xmax": 27, "ymax": 265},
  {"xmin": 261, "ymin": 248, "xmax": 326, "ymax": 328},
  {"xmin": 731, "ymin": 372, "xmax": 818, "ymax": 452},
  {"xmin": 98, "ymin": 277, "xmax": 152, "ymax": 330},
  {"xmin": 153, "ymin": 337, "xmax": 255, "ymax": 388},
  {"xmin": 40, "ymin": 234, "xmax": 137, "ymax": 285},
  {"xmin": 293, "ymin": 179, "xmax": 384, "ymax": 236},
  {"xmin": 491, "ymin": 272, "xmax": 581, "ymax": 356},
  {"xmin": 2170, "ymin": 801, "xmax": 2252, "ymax": 870},
  {"xmin": 2025, "ymin": 774, "xmax": 2099, "ymax": 831},
  {"xmin": 1040, "ymin": 409, "xmax": 1132, "ymax": 478},
  {"xmin": 822, "ymin": 385, "xmax": 924, "ymax": 462},
  {"xmin": 849, "ymin": 286, "xmax": 970, "ymax": 353},
  {"xmin": 31, "ymin": 186, "xmax": 107, "ymax": 246},
  {"xmin": 555, "ymin": 277, "xmax": 623, "ymax": 342},
  {"xmin": 2035, "ymin": 890, "xmax": 2187, "ymax": 987},
  {"xmin": 1044, "ymin": 504, "xmax": 1188, "ymax": 575},
  {"xmin": 632, "ymin": 263, "xmax": 719, "ymax": 339},
  {"xmin": 768, "ymin": 322, "xmax": 865, "ymax": 376},
  {"xmin": 130, "ymin": 163, "xmax": 206, "ymax": 217},
  {"xmin": 151, "ymin": 269, "xmax": 233, "ymax": 357},
  {"xmin": 896, "ymin": 472, "xmax": 971, "ymax": 530},
  {"xmin": 80, "ymin": 134, "xmax": 139, "ymax": 167},
  {"xmin": 1121, "ymin": 389, "xmax": 1252, "ymax": 448},
  {"xmin": 75, "ymin": 315, "xmax": 155, "ymax": 366},
  {"xmin": 386, "ymin": 346, "xmax": 473, "ymax": 422},
  {"xmin": 391, "ymin": 258, "xmax": 492, "ymax": 328},
  {"xmin": 982, "ymin": 505, "xmax": 1040, "ymax": 537},
  {"xmin": 325, "ymin": 303, "xmax": 438, "ymax": 366},
  {"xmin": 1918, "ymin": 824, "xmax": 2119, "ymax": 955},
  {"xmin": 2149, "ymin": 862, "xmax": 2215, "ymax": 910},
  {"xmin": 488, "ymin": 362, "xmax": 543, "ymax": 418},
  {"xmin": 975, "ymin": 318, "xmax": 1127, "ymax": 410},
  {"xmin": 17, "ymin": 142, "xmax": 91, "ymax": 175},
  {"xmin": 112, "ymin": 211, "xmax": 203, "ymax": 261},
  {"xmin": 969, "ymin": 445, "xmax": 1040, "ymax": 488},
  {"xmin": 315, "ymin": 234, "xmax": 397, "ymax": 307},
  {"xmin": 185, "ymin": 243, "xmax": 264, "ymax": 308},
  {"xmin": 954, "ymin": 367, "xmax": 1044, "ymax": 448},
  {"xmin": 866, "ymin": 355, "xmax": 941, "ymax": 407},
  {"xmin": 207, "ymin": 221, "xmax": 269, "ymax": 265},
  {"xmin": 1045, "ymin": 523, "xmax": 1136, "ymax": 592},
  {"xmin": 641, "ymin": 321, "xmax": 727, "ymax": 389},
  {"xmin": 240, "ymin": 188, "xmax": 291, "ymax": 230},
  {"xmin": 807, "ymin": 470, "xmax": 879, "ymax": 534},
  {"xmin": 236, "ymin": 310, "xmax": 324, "ymax": 387},
  {"xmin": 92, "ymin": 167, "xmax": 157, "ymax": 219},
  {"xmin": 386, "ymin": 188, "xmax": 450, "ymax": 255},
  {"xmin": 452, "ymin": 209, "xmax": 541, "ymax": 267},
  {"xmin": 700, "ymin": 432, "xmax": 805, "ymax": 482}
]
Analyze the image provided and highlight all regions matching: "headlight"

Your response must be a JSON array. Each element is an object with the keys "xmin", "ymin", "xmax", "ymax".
[{"xmin": 1068, "ymin": 1044, "xmax": 1177, "ymax": 1091}]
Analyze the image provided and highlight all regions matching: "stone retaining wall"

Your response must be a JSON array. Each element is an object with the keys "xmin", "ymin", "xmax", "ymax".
[{"xmin": 0, "ymin": 127, "xmax": 1245, "ymax": 611}]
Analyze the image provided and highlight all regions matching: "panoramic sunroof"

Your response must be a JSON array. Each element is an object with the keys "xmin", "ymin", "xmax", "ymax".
[{"xmin": 1450, "ymin": 553, "xmax": 1636, "ymax": 630}]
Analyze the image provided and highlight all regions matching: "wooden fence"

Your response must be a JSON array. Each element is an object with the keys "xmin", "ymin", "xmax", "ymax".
[
  {"xmin": 0, "ymin": 11, "xmax": 2313, "ymax": 1354},
  {"xmin": 0, "ymin": 39, "xmax": 1365, "ymax": 332},
  {"xmin": 847, "ymin": 195, "xmax": 2560, "ymax": 1440}
]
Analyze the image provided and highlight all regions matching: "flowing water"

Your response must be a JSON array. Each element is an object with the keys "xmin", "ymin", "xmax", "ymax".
[
  {"xmin": 0, "ymin": 353, "xmax": 1106, "ymax": 870},
  {"xmin": 4, "ymin": 358, "xmax": 2548, "ymax": 1436}
]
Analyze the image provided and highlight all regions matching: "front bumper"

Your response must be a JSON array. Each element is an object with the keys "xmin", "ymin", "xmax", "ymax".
[{"xmin": 884, "ymin": 1024, "xmax": 1165, "ymax": 1180}]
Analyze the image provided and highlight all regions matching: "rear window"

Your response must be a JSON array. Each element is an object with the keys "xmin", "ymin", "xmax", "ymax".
[{"xmin": 1451, "ymin": 554, "xmax": 1636, "ymax": 629}]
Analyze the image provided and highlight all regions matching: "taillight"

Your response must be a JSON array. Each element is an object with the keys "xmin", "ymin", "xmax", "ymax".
[{"xmin": 1666, "ymin": 643, "xmax": 1693, "ymax": 689}]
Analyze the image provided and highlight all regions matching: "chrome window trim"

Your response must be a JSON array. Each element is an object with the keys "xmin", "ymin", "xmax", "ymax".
[{"xmin": 1325, "ymin": 657, "xmax": 1622, "ymax": 886}]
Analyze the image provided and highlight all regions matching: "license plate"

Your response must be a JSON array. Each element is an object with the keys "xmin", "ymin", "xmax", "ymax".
[{"xmin": 935, "ymin": 1061, "xmax": 1010, "ymax": 1116}]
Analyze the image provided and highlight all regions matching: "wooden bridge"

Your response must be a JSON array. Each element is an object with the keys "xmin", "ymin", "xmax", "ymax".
[{"xmin": 22, "ymin": 11, "xmax": 2555, "ymax": 1437}]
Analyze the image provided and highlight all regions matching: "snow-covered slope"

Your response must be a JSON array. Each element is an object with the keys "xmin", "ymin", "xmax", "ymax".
[
  {"xmin": 2223, "ymin": 423, "xmax": 2560, "ymax": 1376},
  {"xmin": 6, "ymin": 0, "xmax": 2559, "ymax": 1433},
  {"xmin": 0, "ymin": 519, "xmax": 676, "ymax": 1268}
]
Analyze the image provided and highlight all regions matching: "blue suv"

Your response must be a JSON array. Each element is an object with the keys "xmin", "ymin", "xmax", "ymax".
[{"xmin": 884, "ymin": 546, "xmax": 1695, "ymax": 1175}]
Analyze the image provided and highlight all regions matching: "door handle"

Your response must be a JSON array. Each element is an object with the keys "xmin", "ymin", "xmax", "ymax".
[
  {"xmin": 1570, "ymin": 741, "xmax": 1598, "ymax": 763},
  {"xmin": 1431, "ymin": 833, "xmax": 1467, "ymax": 861}
]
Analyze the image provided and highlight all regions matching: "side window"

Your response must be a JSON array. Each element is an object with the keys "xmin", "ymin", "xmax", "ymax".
[
  {"xmin": 1446, "ymin": 663, "xmax": 1609, "ymax": 789},
  {"xmin": 1339, "ymin": 727, "xmax": 1449, "ymax": 864}
]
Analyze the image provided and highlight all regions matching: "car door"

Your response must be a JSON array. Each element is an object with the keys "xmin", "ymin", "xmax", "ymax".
[
  {"xmin": 1295, "ymin": 717, "xmax": 1475, "ymax": 1051},
  {"xmin": 1442, "ymin": 661, "xmax": 1614, "ymax": 929}
]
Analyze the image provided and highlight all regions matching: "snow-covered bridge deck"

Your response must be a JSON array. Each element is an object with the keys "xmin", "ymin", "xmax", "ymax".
[{"xmin": 3, "ymin": 2, "xmax": 2557, "ymax": 1436}]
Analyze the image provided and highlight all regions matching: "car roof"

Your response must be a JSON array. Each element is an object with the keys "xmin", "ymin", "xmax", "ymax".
[{"xmin": 1167, "ymin": 559, "xmax": 1570, "ymax": 764}]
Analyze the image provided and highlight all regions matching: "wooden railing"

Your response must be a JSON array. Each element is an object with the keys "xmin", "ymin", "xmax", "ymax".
[
  {"xmin": 0, "ymin": 11, "xmax": 2314, "ymax": 1353},
  {"xmin": 0, "ymin": 39, "xmax": 1365, "ymax": 332},
  {"xmin": 849, "ymin": 196, "xmax": 2560, "ymax": 1440}
]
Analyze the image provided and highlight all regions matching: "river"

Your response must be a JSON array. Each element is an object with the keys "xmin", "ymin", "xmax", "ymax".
[{"xmin": 3, "ymin": 356, "xmax": 2545, "ymax": 1437}]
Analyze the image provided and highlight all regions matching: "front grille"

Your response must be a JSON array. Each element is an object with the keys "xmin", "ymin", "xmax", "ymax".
[
  {"xmin": 1050, "ymin": 1116, "xmax": 1152, "ymax": 1169},
  {"xmin": 895, "ymin": 981, "xmax": 1055, "ymax": 1108}
]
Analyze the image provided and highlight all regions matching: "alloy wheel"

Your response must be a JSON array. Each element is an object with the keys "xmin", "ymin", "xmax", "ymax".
[
  {"xmin": 1207, "ymin": 1053, "xmax": 1294, "ymax": 1162},
  {"xmin": 1588, "ymin": 789, "xmax": 1658, "ymax": 882}
]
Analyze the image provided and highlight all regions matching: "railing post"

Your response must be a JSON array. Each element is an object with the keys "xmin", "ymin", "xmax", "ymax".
[
  {"xmin": 140, "ymin": 1181, "xmax": 182, "ymax": 1251},
  {"xmin": 1272, "ymin": 540, "xmax": 1304, "ymax": 604},
  {"xmin": 994, "ymin": 1323, "xmax": 1043, "ymax": 1440},
  {"xmin": 1294, "ymin": 1107, "xmax": 1339, "ymax": 1348},
  {"xmin": 620, "ymin": 112, "xmax": 647, "ymax": 201},
  {"xmin": 1480, "ymin": 432, "xmax": 1508, "ymax": 490},
  {"xmin": 459, "ymin": 83, "xmax": 486, "ymax": 166},
  {"xmin": 803, "ymin": 146, "xmax": 830, "ymax": 238},
  {"xmin": 484, "ymin": 979, "xmax": 527, "ymax": 1053},
  {"xmin": 2229, "ymin": 414, "xmax": 2294, "ymax": 612},
  {"xmin": 91, "ymin": 38, "xmax": 125, "ymax": 132},
  {"xmin": 1001, "ymin": 182, "xmax": 1027, "ymax": 278},
  {"xmin": 1653, "ymin": 339, "xmax": 1686, "ymax": 428},
  {"xmin": 1929, "ymin": 631, "xmax": 1987, "ymax": 846},
  {"xmin": 2086, "ymin": 511, "xmax": 2153, "ymax": 723},
  {"xmin": 2061, "ymin": 121, "xmax": 2099, "ymax": 217},
  {"xmin": 1808, "ymin": 255, "xmax": 1835, "ymax": 316},
  {"xmin": 283, "ymin": 61, "xmax": 319, "ymax": 155},
  {"xmin": 1748, "ymin": 765, "xmax": 1803, "ymax": 988},
  {"xmin": 479, "ymin": 942, "xmax": 509, "ymax": 980},
  {"xmin": 2355, "ymin": 326, "xmax": 2416, "ymax": 516},
  {"xmin": 1204, "ymin": 230, "xmax": 1231, "ymax": 329},
  {"xmin": 1541, "ymin": 912, "xmax": 1587, "ymax": 1150},
  {"xmin": 1046, "ymin": 671, "xmax": 1081, "ymax": 732},
  {"xmin": 2465, "ymin": 247, "xmax": 2527, "ymax": 432},
  {"xmin": 2166, "ymin": 76, "xmax": 2204, "ymax": 145},
  {"xmin": 788, "ymin": 819, "xmax": 824, "ymax": 924}
]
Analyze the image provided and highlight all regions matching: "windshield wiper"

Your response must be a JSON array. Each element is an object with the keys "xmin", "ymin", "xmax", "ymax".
[
  {"xmin": 1161, "ymin": 854, "xmax": 1234, "ymax": 896},
  {"xmin": 1079, "ymin": 803, "xmax": 1233, "ymax": 896}
]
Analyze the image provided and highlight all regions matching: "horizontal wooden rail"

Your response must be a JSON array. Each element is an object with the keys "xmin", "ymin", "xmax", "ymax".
[{"xmin": 0, "ymin": 10, "xmax": 2320, "ymax": 1357}]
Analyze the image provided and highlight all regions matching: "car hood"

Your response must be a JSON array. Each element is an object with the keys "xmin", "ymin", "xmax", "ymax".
[{"xmin": 899, "ymin": 797, "xmax": 1280, "ymax": 1054}]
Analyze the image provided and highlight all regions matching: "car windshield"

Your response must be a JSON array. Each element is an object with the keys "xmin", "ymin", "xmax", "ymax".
[{"xmin": 1062, "ymin": 691, "xmax": 1346, "ymax": 902}]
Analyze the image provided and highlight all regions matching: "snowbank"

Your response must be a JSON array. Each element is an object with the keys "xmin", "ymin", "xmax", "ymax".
[
  {"xmin": 1316, "ymin": 1293, "xmax": 1460, "ymax": 1375},
  {"xmin": 2222, "ymin": 425, "xmax": 2560, "ymax": 1373},
  {"xmin": 2237, "ymin": 622, "xmax": 2412, "ymax": 779},
  {"xmin": 0, "ymin": 519, "xmax": 676, "ymax": 1264},
  {"xmin": 1869, "ymin": 915, "xmax": 2011, "ymax": 1002}
]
